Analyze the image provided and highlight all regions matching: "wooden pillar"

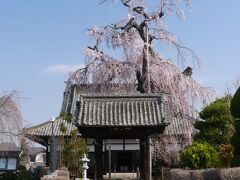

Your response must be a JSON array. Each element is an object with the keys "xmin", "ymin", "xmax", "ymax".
[
  {"xmin": 140, "ymin": 138, "xmax": 146, "ymax": 179},
  {"xmin": 145, "ymin": 137, "xmax": 152, "ymax": 180},
  {"xmin": 95, "ymin": 138, "xmax": 103, "ymax": 179},
  {"xmin": 108, "ymin": 139, "xmax": 111, "ymax": 179},
  {"xmin": 46, "ymin": 145, "xmax": 49, "ymax": 166},
  {"xmin": 140, "ymin": 137, "xmax": 152, "ymax": 180}
]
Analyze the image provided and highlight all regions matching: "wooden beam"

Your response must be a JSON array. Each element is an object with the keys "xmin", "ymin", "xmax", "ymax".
[{"xmin": 78, "ymin": 126, "xmax": 166, "ymax": 139}]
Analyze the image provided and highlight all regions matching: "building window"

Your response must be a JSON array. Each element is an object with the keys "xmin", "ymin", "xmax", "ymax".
[
  {"xmin": 7, "ymin": 158, "xmax": 17, "ymax": 170},
  {"xmin": 0, "ymin": 158, "xmax": 6, "ymax": 169}
]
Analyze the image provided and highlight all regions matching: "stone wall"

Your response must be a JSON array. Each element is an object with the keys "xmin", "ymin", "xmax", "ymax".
[
  {"xmin": 41, "ymin": 167, "xmax": 69, "ymax": 180},
  {"xmin": 169, "ymin": 167, "xmax": 240, "ymax": 180}
]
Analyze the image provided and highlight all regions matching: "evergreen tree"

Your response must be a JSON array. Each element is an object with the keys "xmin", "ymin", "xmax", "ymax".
[
  {"xmin": 229, "ymin": 86, "xmax": 240, "ymax": 166},
  {"xmin": 194, "ymin": 96, "xmax": 235, "ymax": 146},
  {"xmin": 58, "ymin": 117, "xmax": 88, "ymax": 177},
  {"xmin": 230, "ymin": 86, "xmax": 240, "ymax": 118},
  {"xmin": 231, "ymin": 120, "xmax": 240, "ymax": 166},
  {"xmin": 61, "ymin": 129, "xmax": 87, "ymax": 177}
]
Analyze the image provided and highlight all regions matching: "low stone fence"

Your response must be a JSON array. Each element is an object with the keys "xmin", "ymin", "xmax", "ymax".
[
  {"xmin": 169, "ymin": 167, "xmax": 240, "ymax": 180},
  {"xmin": 41, "ymin": 167, "xmax": 70, "ymax": 180}
]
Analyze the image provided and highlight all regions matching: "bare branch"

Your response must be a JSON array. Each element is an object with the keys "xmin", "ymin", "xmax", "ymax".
[
  {"xmin": 121, "ymin": 0, "xmax": 131, "ymax": 7},
  {"xmin": 0, "ymin": 131, "xmax": 19, "ymax": 137}
]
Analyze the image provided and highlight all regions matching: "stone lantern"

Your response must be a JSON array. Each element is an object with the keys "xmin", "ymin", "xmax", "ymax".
[{"xmin": 80, "ymin": 153, "xmax": 90, "ymax": 180}]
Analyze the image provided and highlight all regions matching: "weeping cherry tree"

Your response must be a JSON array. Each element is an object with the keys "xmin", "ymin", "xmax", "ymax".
[
  {"xmin": 67, "ymin": 0, "xmax": 214, "ymax": 163},
  {"xmin": 0, "ymin": 90, "xmax": 27, "ymax": 155}
]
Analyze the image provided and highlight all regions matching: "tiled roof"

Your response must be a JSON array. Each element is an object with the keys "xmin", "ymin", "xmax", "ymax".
[
  {"xmin": 0, "ymin": 143, "xmax": 21, "ymax": 157},
  {"xmin": 164, "ymin": 115, "xmax": 195, "ymax": 135},
  {"xmin": 75, "ymin": 94, "xmax": 168, "ymax": 126},
  {"xmin": 61, "ymin": 84, "xmax": 138, "ymax": 114},
  {"xmin": 25, "ymin": 118, "xmax": 77, "ymax": 137},
  {"xmin": 62, "ymin": 84, "xmax": 196, "ymax": 136}
]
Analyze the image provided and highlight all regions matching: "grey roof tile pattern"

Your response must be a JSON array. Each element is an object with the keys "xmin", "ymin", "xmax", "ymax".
[
  {"xmin": 25, "ymin": 118, "xmax": 77, "ymax": 137},
  {"xmin": 62, "ymin": 84, "xmax": 196, "ymax": 136},
  {"xmin": 76, "ymin": 94, "xmax": 168, "ymax": 126},
  {"xmin": 164, "ymin": 115, "xmax": 195, "ymax": 135}
]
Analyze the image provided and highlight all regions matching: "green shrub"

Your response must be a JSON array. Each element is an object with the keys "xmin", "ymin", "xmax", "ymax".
[
  {"xmin": 0, "ymin": 170, "xmax": 33, "ymax": 180},
  {"xmin": 59, "ymin": 112, "xmax": 72, "ymax": 122},
  {"xmin": 181, "ymin": 142, "xmax": 220, "ymax": 169}
]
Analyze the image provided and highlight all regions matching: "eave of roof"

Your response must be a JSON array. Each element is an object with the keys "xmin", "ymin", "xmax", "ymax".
[{"xmin": 25, "ymin": 118, "xmax": 77, "ymax": 137}]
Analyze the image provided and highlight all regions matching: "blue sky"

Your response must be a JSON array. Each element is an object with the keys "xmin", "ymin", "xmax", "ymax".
[{"xmin": 0, "ymin": 0, "xmax": 240, "ymax": 126}]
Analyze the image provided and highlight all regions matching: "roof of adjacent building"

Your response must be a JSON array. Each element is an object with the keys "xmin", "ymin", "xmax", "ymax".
[
  {"xmin": 0, "ymin": 143, "xmax": 21, "ymax": 157},
  {"xmin": 164, "ymin": 115, "xmax": 195, "ymax": 136},
  {"xmin": 28, "ymin": 147, "xmax": 45, "ymax": 156},
  {"xmin": 25, "ymin": 118, "xmax": 77, "ymax": 137},
  {"xmin": 0, "ymin": 143, "xmax": 20, "ymax": 152},
  {"xmin": 76, "ymin": 94, "xmax": 168, "ymax": 127}
]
